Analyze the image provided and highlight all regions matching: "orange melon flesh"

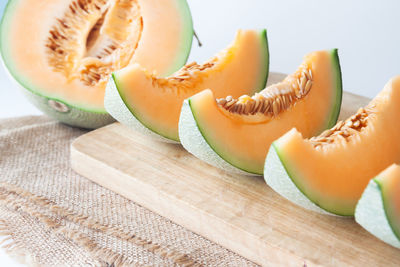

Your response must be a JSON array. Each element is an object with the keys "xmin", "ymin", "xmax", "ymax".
[
  {"xmin": 183, "ymin": 50, "xmax": 341, "ymax": 175},
  {"xmin": 1, "ymin": 0, "xmax": 193, "ymax": 112},
  {"xmin": 268, "ymin": 76, "xmax": 400, "ymax": 216},
  {"xmin": 110, "ymin": 29, "xmax": 269, "ymax": 141}
]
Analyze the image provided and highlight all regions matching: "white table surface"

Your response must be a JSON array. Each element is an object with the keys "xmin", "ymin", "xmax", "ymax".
[{"xmin": 1, "ymin": 0, "xmax": 400, "ymax": 265}]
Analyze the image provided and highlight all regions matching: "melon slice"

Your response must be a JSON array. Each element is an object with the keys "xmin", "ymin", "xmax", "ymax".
[
  {"xmin": 105, "ymin": 29, "xmax": 269, "ymax": 142},
  {"xmin": 355, "ymin": 164, "xmax": 400, "ymax": 248},
  {"xmin": 179, "ymin": 50, "xmax": 342, "ymax": 175},
  {"xmin": 264, "ymin": 76, "xmax": 400, "ymax": 216},
  {"xmin": 1, "ymin": 0, "xmax": 193, "ymax": 129}
]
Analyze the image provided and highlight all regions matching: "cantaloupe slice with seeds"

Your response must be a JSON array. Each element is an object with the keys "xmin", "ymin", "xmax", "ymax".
[
  {"xmin": 355, "ymin": 164, "xmax": 400, "ymax": 248},
  {"xmin": 264, "ymin": 76, "xmax": 400, "ymax": 216},
  {"xmin": 0, "ymin": 0, "xmax": 193, "ymax": 129},
  {"xmin": 105, "ymin": 29, "xmax": 270, "ymax": 142},
  {"xmin": 179, "ymin": 50, "xmax": 342, "ymax": 175}
]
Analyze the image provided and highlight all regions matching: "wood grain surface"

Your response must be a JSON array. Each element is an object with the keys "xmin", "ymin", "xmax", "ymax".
[{"xmin": 71, "ymin": 73, "xmax": 400, "ymax": 266}]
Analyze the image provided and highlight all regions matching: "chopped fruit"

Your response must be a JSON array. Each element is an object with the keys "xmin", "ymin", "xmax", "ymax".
[
  {"xmin": 105, "ymin": 29, "xmax": 269, "ymax": 141},
  {"xmin": 179, "ymin": 50, "xmax": 342, "ymax": 175},
  {"xmin": 265, "ymin": 76, "xmax": 400, "ymax": 216}
]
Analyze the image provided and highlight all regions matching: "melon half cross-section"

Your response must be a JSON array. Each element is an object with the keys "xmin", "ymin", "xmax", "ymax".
[
  {"xmin": 105, "ymin": 29, "xmax": 270, "ymax": 142},
  {"xmin": 0, "ymin": 0, "xmax": 193, "ymax": 129},
  {"xmin": 355, "ymin": 164, "xmax": 400, "ymax": 249},
  {"xmin": 264, "ymin": 76, "xmax": 400, "ymax": 216},
  {"xmin": 179, "ymin": 50, "xmax": 342, "ymax": 175}
]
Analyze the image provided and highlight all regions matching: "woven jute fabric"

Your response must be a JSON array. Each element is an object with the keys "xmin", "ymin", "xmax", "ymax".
[{"xmin": 0, "ymin": 115, "xmax": 257, "ymax": 267}]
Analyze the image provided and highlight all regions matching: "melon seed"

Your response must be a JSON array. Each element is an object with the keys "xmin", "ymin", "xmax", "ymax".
[{"xmin": 218, "ymin": 98, "xmax": 227, "ymax": 106}]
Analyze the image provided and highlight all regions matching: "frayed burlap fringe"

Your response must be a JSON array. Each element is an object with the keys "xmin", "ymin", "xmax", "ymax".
[
  {"xmin": 0, "ymin": 182, "xmax": 200, "ymax": 267},
  {"xmin": 0, "ymin": 219, "xmax": 39, "ymax": 266},
  {"xmin": 0, "ymin": 116, "xmax": 256, "ymax": 266}
]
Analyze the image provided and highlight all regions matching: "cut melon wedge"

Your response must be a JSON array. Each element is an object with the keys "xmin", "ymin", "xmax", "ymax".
[
  {"xmin": 1, "ymin": 0, "xmax": 193, "ymax": 128},
  {"xmin": 179, "ymin": 50, "xmax": 342, "ymax": 175},
  {"xmin": 105, "ymin": 29, "xmax": 269, "ymax": 142},
  {"xmin": 264, "ymin": 76, "xmax": 400, "ymax": 216},
  {"xmin": 355, "ymin": 164, "xmax": 400, "ymax": 248}
]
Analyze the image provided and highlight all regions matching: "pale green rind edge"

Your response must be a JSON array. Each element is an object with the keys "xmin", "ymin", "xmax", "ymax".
[
  {"xmin": 1, "ymin": 56, "xmax": 114, "ymax": 129},
  {"xmin": 164, "ymin": 0, "xmax": 193, "ymax": 76},
  {"xmin": 22, "ymin": 86, "xmax": 115, "ymax": 129},
  {"xmin": 263, "ymin": 144, "xmax": 333, "ymax": 215},
  {"xmin": 264, "ymin": 140, "xmax": 354, "ymax": 216},
  {"xmin": 258, "ymin": 29, "xmax": 270, "ymax": 92},
  {"xmin": 325, "ymin": 49, "xmax": 343, "ymax": 129},
  {"xmin": 355, "ymin": 180, "xmax": 400, "ymax": 248},
  {"xmin": 104, "ymin": 76, "xmax": 179, "ymax": 143},
  {"xmin": 179, "ymin": 100, "xmax": 254, "ymax": 176}
]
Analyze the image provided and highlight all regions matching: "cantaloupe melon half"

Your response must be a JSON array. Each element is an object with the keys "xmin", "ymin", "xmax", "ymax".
[
  {"xmin": 179, "ymin": 50, "xmax": 342, "ymax": 175},
  {"xmin": 105, "ymin": 29, "xmax": 269, "ymax": 142},
  {"xmin": 265, "ymin": 76, "xmax": 400, "ymax": 216},
  {"xmin": 0, "ymin": 0, "xmax": 193, "ymax": 129},
  {"xmin": 355, "ymin": 164, "xmax": 400, "ymax": 248}
]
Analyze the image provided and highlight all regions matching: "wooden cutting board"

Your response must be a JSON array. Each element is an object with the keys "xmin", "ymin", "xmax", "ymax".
[{"xmin": 71, "ymin": 73, "xmax": 400, "ymax": 266}]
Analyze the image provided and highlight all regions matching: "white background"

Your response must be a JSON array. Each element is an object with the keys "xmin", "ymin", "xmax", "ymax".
[{"xmin": 0, "ymin": 0, "xmax": 399, "ymax": 265}]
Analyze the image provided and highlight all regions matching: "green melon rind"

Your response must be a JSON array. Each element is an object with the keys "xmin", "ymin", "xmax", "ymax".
[
  {"xmin": 21, "ymin": 84, "xmax": 115, "ymax": 129},
  {"xmin": 179, "ymin": 97, "xmax": 264, "ymax": 175},
  {"xmin": 355, "ymin": 179, "xmax": 400, "ymax": 248},
  {"xmin": 257, "ymin": 29, "xmax": 269, "ymax": 91},
  {"xmin": 0, "ymin": 0, "xmax": 193, "ymax": 129},
  {"xmin": 179, "ymin": 99, "xmax": 254, "ymax": 175},
  {"xmin": 0, "ymin": 56, "xmax": 115, "ymax": 129},
  {"xmin": 264, "ymin": 144, "xmax": 333, "ymax": 215},
  {"xmin": 376, "ymin": 177, "xmax": 400, "ymax": 240},
  {"xmin": 164, "ymin": 0, "xmax": 194, "ymax": 77},
  {"xmin": 110, "ymin": 29, "xmax": 269, "ymax": 143},
  {"xmin": 325, "ymin": 49, "xmax": 343, "ymax": 129},
  {"xmin": 264, "ymin": 142, "xmax": 353, "ymax": 216},
  {"xmin": 105, "ymin": 75, "xmax": 179, "ymax": 143}
]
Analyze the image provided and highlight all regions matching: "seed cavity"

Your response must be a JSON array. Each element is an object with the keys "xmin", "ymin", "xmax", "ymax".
[
  {"xmin": 46, "ymin": 0, "xmax": 142, "ymax": 86},
  {"xmin": 310, "ymin": 107, "xmax": 370, "ymax": 148},
  {"xmin": 151, "ymin": 61, "xmax": 216, "ymax": 91},
  {"xmin": 217, "ymin": 65, "xmax": 313, "ymax": 117}
]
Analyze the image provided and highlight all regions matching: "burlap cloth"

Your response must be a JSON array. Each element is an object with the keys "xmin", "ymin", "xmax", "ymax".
[{"xmin": 0, "ymin": 115, "xmax": 257, "ymax": 266}]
